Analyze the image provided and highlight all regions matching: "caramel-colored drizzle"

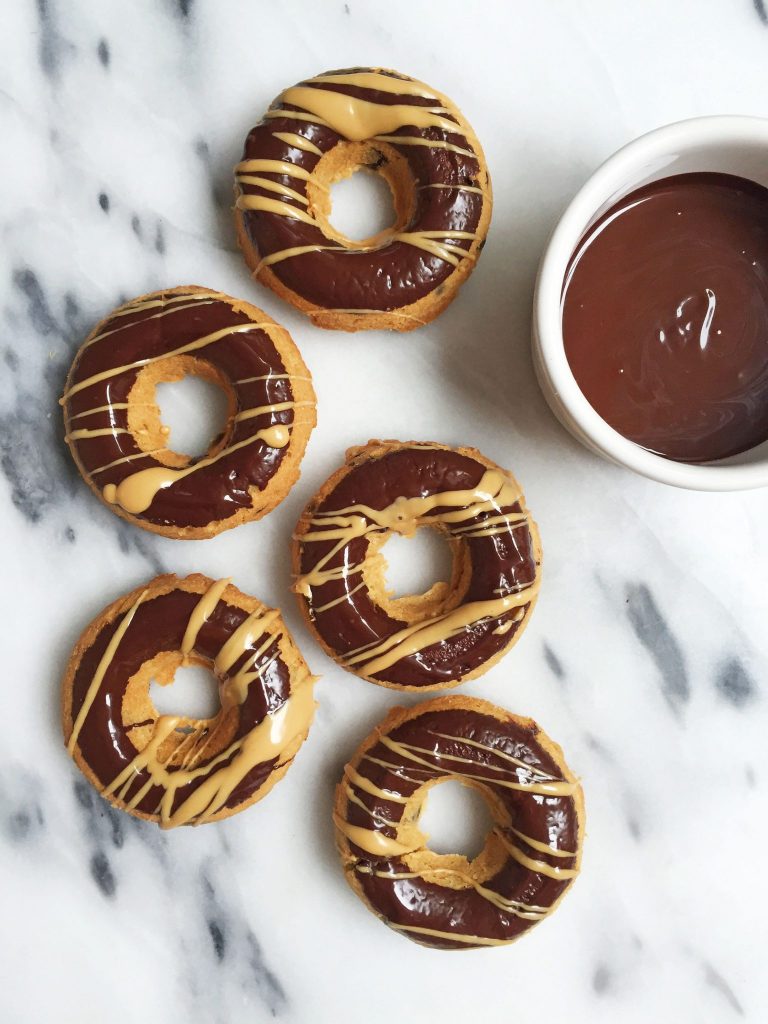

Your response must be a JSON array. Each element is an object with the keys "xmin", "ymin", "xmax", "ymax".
[
  {"xmin": 235, "ymin": 372, "xmax": 313, "ymax": 385},
  {"xmin": 389, "ymin": 924, "xmax": 509, "ymax": 947},
  {"xmin": 277, "ymin": 85, "xmax": 459, "ymax": 142},
  {"xmin": 337, "ymin": 723, "xmax": 579, "ymax": 942},
  {"xmin": 65, "ymin": 426, "xmax": 131, "ymax": 442},
  {"xmin": 495, "ymin": 829, "xmax": 579, "ymax": 880},
  {"xmin": 181, "ymin": 577, "xmax": 232, "ymax": 654},
  {"xmin": 334, "ymin": 814, "xmax": 421, "ymax": 857},
  {"xmin": 419, "ymin": 183, "xmax": 485, "ymax": 195},
  {"xmin": 296, "ymin": 468, "xmax": 525, "ymax": 592},
  {"xmin": 306, "ymin": 308, "xmax": 427, "ymax": 326},
  {"xmin": 106, "ymin": 675, "xmax": 314, "ymax": 828},
  {"xmin": 271, "ymin": 131, "xmax": 323, "ymax": 155},
  {"xmin": 375, "ymin": 735, "xmax": 575, "ymax": 796},
  {"xmin": 63, "ymin": 302, "xmax": 307, "ymax": 515},
  {"xmin": 295, "ymin": 466, "xmax": 535, "ymax": 674},
  {"xmin": 80, "ymin": 294, "xmax": 216, "ymax": 351},
  {"xmin": 70, "ymin": 578, "xmax": 315, "ymax": 828},
  {"xmin": 63, "ymin": 322, "xmax": 270, "ymax": 401},
  {"xmin": 90, "ymin": 448, "xmax": 165, "ymax": 477},
  {"xmin": 102, "ymin": 424, "xmax": 291, "ymax": 515},
  {"xmin": 371, "ymin": 134, "xmax": 475, "ymax": 157},
  {"xmin": 236, "ymin": 165, "xmax": 478, "ymax": 268},
  {"xmin": 67, "ymin": 589, "xmax": 148, "ymax": 753},
  {"xmin": 69, "ymin": 402, "xmax": 131, "ymax": 421},
  {"xmin": 236, "ymin": 69, "xmax": 485, "ymax": 280}
]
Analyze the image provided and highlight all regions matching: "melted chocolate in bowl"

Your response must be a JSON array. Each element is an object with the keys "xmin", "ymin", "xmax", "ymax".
[{"xmin": 561, "ymin": 172, "xmax": 768, "ymax": 463}]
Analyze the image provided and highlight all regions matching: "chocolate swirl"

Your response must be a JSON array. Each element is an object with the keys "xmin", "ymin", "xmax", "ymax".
[
  {"xmin": 62, "ymin": 288, "xmax": 315, "ymax": 534},
  {"xmin": 334, "ymin": 697, "xmax": 584, "ymax": 950},
  {"xmin": 235, "ymin": 68, "xmax": 490, "ymax": 320},
  {"xmin": 293, "ymin": 442, "xmax": 541, "ymax": 688},
  {"xmin": 62, "ymin": 575, "xmax": 316, "ymax": 828}
]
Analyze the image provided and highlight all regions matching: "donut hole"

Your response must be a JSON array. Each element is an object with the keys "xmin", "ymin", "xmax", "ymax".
[
  {"xmin": 418, "ymin": 778, "xmax": 495, "ymax": 860},
  {"xmin": 127, "ymin": 355, "xmax": 236, "ymax": 468},
  {"xmin": 362, "ymin": 525, "xmax": 470, "ymax": 624},
  {"xmin": 150, "ymin": 663, "xmax": 219, "ymax": 721},
  {"xmin": 328, "ymin": 169, "xmax": 395, "ymax": 243},
  {"xmin": 307, "ymin": 140, "xmax": 415, "ymax": 249},
  {"xmin": 155, "ymin": 373, "xmax": 231, "ymax": 460},
  {"xmin": 122, "ymin": 650, "xmax": 238, "ymax": 768},
  {"xmin": 401, "ymin": 777, "xmax": 510, "ymax": 887},
  {"xmin": 381, "ymin": 527, "xmax": 453, "ymax": 598}
]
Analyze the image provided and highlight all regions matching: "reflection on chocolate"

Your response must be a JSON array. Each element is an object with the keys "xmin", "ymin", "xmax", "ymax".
[{"xmin": 562, "ymin": 172, "xmax": 768, "ymax": 463}]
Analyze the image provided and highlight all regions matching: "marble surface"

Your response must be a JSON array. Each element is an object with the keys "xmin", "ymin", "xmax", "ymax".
[{"xmin": 2, "ymin": 1, "xmax": 768, "ymax": 1021}]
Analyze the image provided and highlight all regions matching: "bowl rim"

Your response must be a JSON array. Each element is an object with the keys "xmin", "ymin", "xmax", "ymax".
[{"xmin": 533, "ymin": 114, "xmax": 768, "ymax": 492}]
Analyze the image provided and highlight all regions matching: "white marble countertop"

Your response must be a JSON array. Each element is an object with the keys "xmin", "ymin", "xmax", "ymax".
[{"xmin": 2, "ymin": 1, "xmax": 768, "ymax": 1021}]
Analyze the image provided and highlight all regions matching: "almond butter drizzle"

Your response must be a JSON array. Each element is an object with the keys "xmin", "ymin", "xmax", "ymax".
[
  {"xmin": 79, "ymin": 296, "xmax": 215, "ymax": 352},
  {"xmin": 180, "ymin": 578, "xmax": 232, "ymax": 655},
  {"xmin": 296, "ymin": 468, "xmax": 525, "ymax": 593},
  {"xmin": 295, "ymin": 466, "xmax": 536, "ymax": 673},
  {"xmin": 303, "ymin": 71, "xmax": 438, "ymax": 98},
  {"xmin": 371, "ymin": 736, "xmax": 578, "ymax": 797},
  {"xmin": 271, "ymin": 131, "xmax": 323, "ymax": 155},
  {"xmin": 63, "ymin": 322, "xmax": 266, "ymax": 401},
  {"xmin": 67, "ymin": 589, "xmax": 148, "ymax": 753},
  {"xmin": 65, "ymin": 426, "xmax": 131, "ymax": 442},
  {"xmin": 278, "ymin": 85, "xmax": 459, "ymax": 142},
  {"xmin": 105, "ymin": 676, "xmax": 315, "ymax": 828},
  {"xmin": 333, "ymin": 814, "xmax": 423, "ymax": 857},
  {"xmin": 344, "ymin": 591, "xmax": 537, "ymax": 676},
  {"xmin": 90, "ymin": 448, "xmax": 165, "ymax": 476},
  {"xmin": 69, "ymin": 579, "xmax": 316, "ymax": 828},
  {"xmin": 236, "ymin": 69, "xmax": 487, "ymax": 279},
  {"xmin": 234, "ymin": 372, "xmax": 313, "ymax": 385},
  {"xmin": 372, "ymin": 134, "xmax": 475, "ymax": 157},
  {"xmin": 102, "ymin": 424, "xmax": 291, "ymax": 515},
  {"xmin": 390, "ymin": 924, "xmax": 509, "ymax": 946},
  {"xmin": 344, "ymin": 763, "xmax": 410, "ymax": 804},
  {"xmin": 495, "ymin": 830, "xmax": 580, "ymax": 880}
]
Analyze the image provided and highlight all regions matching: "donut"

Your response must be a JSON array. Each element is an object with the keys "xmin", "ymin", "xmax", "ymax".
[
  {"xmin": 61, "ymin": 286, "xmax": 316, "ymax": 539},
  {"xmin": 234, "ymin": 67, "xmax": 492, "ymax": 332},
  {"xmin": 61, "ymin": 574, "xmax": 317, "ymax": 828},
  {"xmin": 292, "ymin": 440, "xmax": 541, "ymax": 690},
  {"xmin": 334, "ymin": 696, "xmax": 584, "ymax": 949}
]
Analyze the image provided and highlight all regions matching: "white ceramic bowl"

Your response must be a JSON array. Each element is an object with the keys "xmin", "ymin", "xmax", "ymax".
[{"xmin": 533, "ymin": 115, "xmax": 768, "ymax": 491}]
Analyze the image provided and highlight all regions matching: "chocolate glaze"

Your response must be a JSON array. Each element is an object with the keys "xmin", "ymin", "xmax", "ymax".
[
  {"xmin": 68, "ymin": 584, "xmax": 292, "ymax": 818},
  {"xmin": 345, "ymin": 704, "xmax": 580, "ymax": 950},
  {"xmin": 296, "ymin": 445, "xmax": 538, "ymax": 687},
  {"xmin": 563, "ymin": 172, "xmax": 768, "ymax": 462},
  {"xmin": 63, "ymin": 291, "xmax": 297, "ymax": 528},
  {"xmin": 237, "ymin": 68, "xmax": 485, "ymax": 310}
]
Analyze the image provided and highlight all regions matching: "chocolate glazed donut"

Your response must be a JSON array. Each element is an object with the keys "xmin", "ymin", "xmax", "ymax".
[
  {"xmin": 234, "ymin": 67, "xmax": 492, "ymax": 331},
  {"xmin": 61, "ymin": 287, "xmax": 316, "ymax": 538},
  {"xmin": 292, "ymin": 441, "xmax": 541, "ymax": 690},
  {"xmin": 61, "ymin": 574, "xmax": 317, "ymax": 828},
  {"xmin": 334, "ymin": 697, "xmax": 584, "ymax": 950}
]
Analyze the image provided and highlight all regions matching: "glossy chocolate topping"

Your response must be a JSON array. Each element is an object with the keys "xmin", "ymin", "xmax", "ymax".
[
  {"xmin": 295, "ymin": 444, "xmax": 540, "ymax": 688},
  {"xmin": 62, "ymin": 290, "xmax": 311, "ymax": 529},
  {"xmin": 562, "ymin": 172, "xmax": 768, "ymax": 462},
  {"xmin": 337, "ymin": 700, "xmax": 582, "ymax": 950},
  {"xmin": 236, "ymin": 68, "xmax": 487, "ymax": 312},
  {"xmin": 65, "ymin": 577, "xmax": 314, "ymax": 826}
]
